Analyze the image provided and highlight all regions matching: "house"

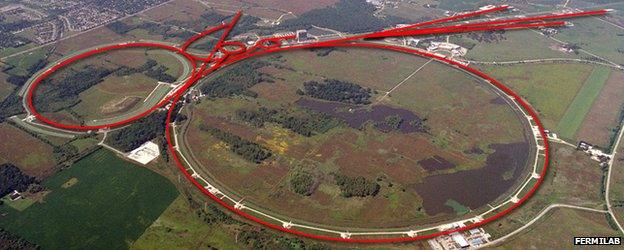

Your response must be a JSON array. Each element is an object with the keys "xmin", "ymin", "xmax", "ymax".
[{"xmin": 8, "ymin": 190, "xmax": 22, "ymax": 201}]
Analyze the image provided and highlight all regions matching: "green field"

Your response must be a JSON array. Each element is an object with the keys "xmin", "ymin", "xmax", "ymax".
[
  {"xmin": 2, "ymin": 48, "xmax": 48, "ymax": 76},
  {"xmin": 494, "ymin": 208, "xmax": 620, "ymax": 249},
  {"xmin": 479, "ymin": 63, "xmax": 595, "ymax": 129},
  {"xmin": 458, "ymin": 30, "xmax": 582, "ymax": 62},
  {"xmin": 556, "ymin": 66, "xmax": 612, "ymax": 140},
  {"xmin": 0, "ymin": 149, "xmax": 179, "ymax": 249},
  {"xmin": 131, "ymin": 196, "xmax": 244, "ymax": 250},
  {"xmin": 554, "ymin": 18, "xmax": 624, "ymax": 65}
]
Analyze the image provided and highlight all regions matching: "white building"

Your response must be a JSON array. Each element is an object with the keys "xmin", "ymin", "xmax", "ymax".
[{"xmin": 127, "ymin": 141, "xmax": 160, "ymax": 165}]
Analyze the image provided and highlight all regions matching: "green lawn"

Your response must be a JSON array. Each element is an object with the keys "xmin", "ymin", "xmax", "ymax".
[
  {"xmin": 557, "ymin": 66, "xmax": 612, "ymax": 140},
  {"xmin": 0, "ymin": 195, "xmax": 35, "ymax": 211},
  {"xmin": 0, "ymin": 149, "xmax": 179, "ymax": 249}
]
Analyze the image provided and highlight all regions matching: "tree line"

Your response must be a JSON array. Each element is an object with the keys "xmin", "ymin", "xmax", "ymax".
[
  {"xmin": 269, "ymin": 0, "xmax": 409, "ymax": 34},
  {"xmin": 200, "ymin": 61, "xmax": 274, "ymax": 98},
  {"xmin": 236, "ymin": 107, "xmax": 341, "ymax": 137},
  {"xmin": 199, "ymin": 124, "xmax": 272, "ymax": 164},
  {"xmin": 333, "ymin": 173, "xmax": 380, "ymax": 197},
  {"xmin": 0, "ymin": 164, "xmax": 37, "ymax": 197},
  {"xmin": 298, "ymin": 79, "xmax": 372, "ymax": 105}
]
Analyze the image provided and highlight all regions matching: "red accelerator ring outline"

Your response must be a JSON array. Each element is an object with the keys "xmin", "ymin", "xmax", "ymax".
[
  {"xmin": 24, "ymin": 6, "xmax": 603, "ymax": 242},
  {"xmin": 164, "ymin": 42, "xmax": 550, "ymax": 243}
]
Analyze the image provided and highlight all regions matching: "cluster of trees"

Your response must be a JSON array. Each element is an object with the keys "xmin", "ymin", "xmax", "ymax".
[
  {"xmin": 0, "ymin": 164, "xmax": 37, "ymax": 197},
  {"xmin": 200, "ymin": 61, "xmax": 273, "ymax": 98},
  {"xmin": 236, "ymin": 107, "xmax": 341, "ymax": 137},
  {"xmin": 0, "ymin": 228, "xmax": 38, "ymax": 250},
  {"xmin": 3, "ymin": 58, "xmax": 48, "ymax": 87},
  {"xmin": 466, "ymin": 30, "xmax": 507, "ymax": 44},
  {"xmin": 379, "ymin": 115, "xmax": 404, "ymax": 131},
  {"xmin": 107, "ymin": 21, "xmax": 169, "ymax": 36},
  {"xmin": 299, "ymin": 79, "xmax": 371, "ymax": 104},
  {"xmin": 0, "ymin": 31, "xmax": 28, "ymax": 48},
  {"xmin": 107, "ymin": 111, "xmax": 168, "ymax": 152},
  {"xmin": 272, "ymin": 0, "xmax": 409, "ymax": 34},
  {"xmin": 34, "ymin": 66, "xmax": 113, "ymax": 112},
  {"xmin": 333, "ymin": 174, "xmax": 380, "ymax": 198},
  {"xmin": 0, "ymin": 90, "xmax": 23, "ymax": 122},
  {"xmin": 290, "ymin": 171, "xmax": 317, "ymax": 196},
  {"xmin": 199, "ymin": 12, "xmax": 261, "ymax": 37},
  {"xmin": 117, "ymin": 58, "xmax": 177, "ymax": 82},
  {"xmin": 145, "ymin": 65, "xmax": 177, "ymax": 83},
  {"xmin": 187, "ymin": 195, "xmax": 330, "ymax": 249},
  {"xmin": 199, "ymin": 124, "xmax": 272, "ymax": 164}
]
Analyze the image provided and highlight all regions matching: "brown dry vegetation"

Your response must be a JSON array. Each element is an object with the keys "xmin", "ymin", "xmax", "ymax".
[{"xmin": 0, "ymin": 123, "xmax": 56, "ymax": 178}]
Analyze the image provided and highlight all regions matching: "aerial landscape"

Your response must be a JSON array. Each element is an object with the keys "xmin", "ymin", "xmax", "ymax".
[{"xmin": 0, "ymin": 0, "xmax": 623, "ymax": 249}]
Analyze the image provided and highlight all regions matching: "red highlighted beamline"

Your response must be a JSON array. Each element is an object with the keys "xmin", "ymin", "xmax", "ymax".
[{"xmin": 21, "ymin": 5, "xmax": 609, "ymax": 243}]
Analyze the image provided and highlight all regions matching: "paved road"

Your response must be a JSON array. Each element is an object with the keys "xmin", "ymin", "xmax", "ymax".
[{"xmin": 605, "ymin": 120, "xmax": 624, "ymax": 234}]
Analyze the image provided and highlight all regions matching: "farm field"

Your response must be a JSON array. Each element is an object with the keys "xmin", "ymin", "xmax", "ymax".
[
  {"xmin": 576, "ymin": 70, "xmax": 624, "ymax": 148},
  {"xmin": 183, "ymin": 48, "xmax": 532, "ymax": 228},
  {"xmin": 0, "ymin": 123, "xmax": 56, "ymax": 178},
  {"xmin": 0, "ymin": 149, "xmax": 179, "ymax": 249},
  {"xmin": 556, "ymin": 66, "xmax": 611, "ymax": 140},
  {"xmin": 478, "ymin": 63, "xmax": 595, "ymax": 130},
  {"xmin": 492, "ymin": 208, "xmax": 620, "ymax": 249}
]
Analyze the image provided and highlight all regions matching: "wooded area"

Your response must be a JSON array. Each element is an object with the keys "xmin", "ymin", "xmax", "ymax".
[{"xmin": 299, "ymin": 79, "xmax": 372, "ymax": 104}]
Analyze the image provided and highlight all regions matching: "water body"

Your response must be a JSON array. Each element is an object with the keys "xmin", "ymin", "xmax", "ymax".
[
  {"xmin": 411, "ymin": 142, "xmax": 530, "ymax": 215},
  {"xmin": 296, "ymin": 98, "xmax": 426, "ymax": 133}
]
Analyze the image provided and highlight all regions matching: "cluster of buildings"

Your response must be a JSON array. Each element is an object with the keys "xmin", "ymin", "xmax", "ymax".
[
  {"xmin": 578, "ymin": 141, "xmax": 611, "ymax": 166},
  {"xmin": 427, "ymin": 42, "xmax": 468, "ymax": 57},
  {"xmin": 428, "ymin": 225, "xmax": 491, "ymax": 249},
  {"xmin": 61, "ymin": 7, "xmax": 121, "ymax": 32}
]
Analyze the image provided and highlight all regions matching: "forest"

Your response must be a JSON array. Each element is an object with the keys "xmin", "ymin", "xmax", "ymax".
[
  {"xmin": 0, "ymin": 228, "xmax": 38, "ymax": 250},
  {"xmin": 333, "ymin": 174, "xmax": 380, "ymax": 198},
  {"xmin": 273, "ymin": 0, "xmax": 409, "ymax": 34},
  {"xmin": 200, "ymin": 61, "xmax": 273, "ymax": 98},
  {"xmin": 0, "ymin": 164, "xmax": 37, "ymax": 197},
  {"xmin": 299, "ymin": 79, "xmax": 372, "ymax": 105},
  {"xmin": 236, "ymin": 107, "xmax": 341, "ymax": 137},
  {"xmin": 0, "ymin": 90, "xmax": 23, "ymax": 122},
  {"xmin": 34, "ymin": 66, "xmax": 112, "ymax": 113},
  {"xmin": 290, "ymin": 171, "xmax": 317, "ymax": 196},
  {"xmin": 107, "ymin": 111, "xmax": 167, "ymax": 152},
  {"xmin": 199, "ymin": 124, "xmax": 272, "ymax": 164}
]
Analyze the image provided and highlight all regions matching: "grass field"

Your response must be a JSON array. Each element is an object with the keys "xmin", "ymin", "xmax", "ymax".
[
  {"xmin": 457, "ymin": 30, "xmax": 582, "ymax": 62},
  {"xmin": 131, "ymin": 196, "xmax": 244, "ymax": 250},
  {"xmin": 479, "ymin": 63, "xmax": 595, "ymax": 129},
  {"xmin": 553, "ymin": 17, "xmax": 624, "ymax": 65},
  {"xmin": 556, "ymin": 66, "xmax": 612, "ymax": 140},
  {"xmin": 493, "ymin": 208, "xmax": 620, "ymax": 249},
  {"xmin": 0, "ymin": 149, "xmax": 179, "ymax": 249},
  {"xmin": 2, "ymin": 48, "xmax": 49, "ymax": 76},
  {"xmin": 576, "ymin": 70, "xmax": 624, "ymax": 147}
]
